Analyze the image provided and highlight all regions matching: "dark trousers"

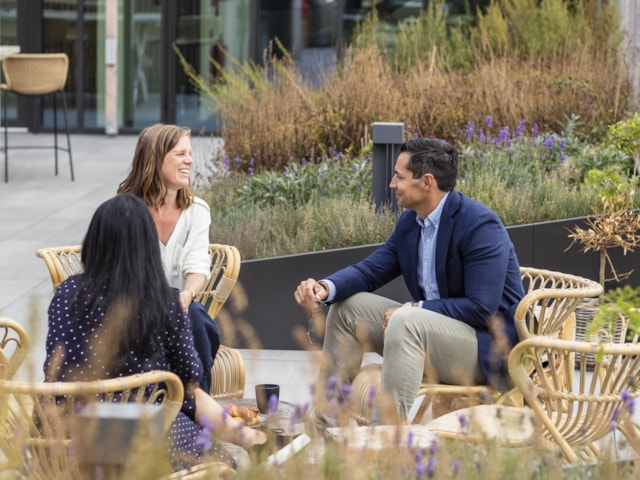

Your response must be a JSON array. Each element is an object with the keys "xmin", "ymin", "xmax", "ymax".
[{"xmin": 188, "ymin": 301, "xmax": 221, "ymax": 393}]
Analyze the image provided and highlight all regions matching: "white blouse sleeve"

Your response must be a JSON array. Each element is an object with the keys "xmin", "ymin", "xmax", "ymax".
[{"xmin": 180, "ymin": 197, "xmax": 212, "ymax": 280}]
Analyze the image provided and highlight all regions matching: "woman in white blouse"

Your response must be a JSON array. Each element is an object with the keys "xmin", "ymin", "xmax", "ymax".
[{"xmin": 118, "ymin": 124, "xmax": 220, "ymax": 393}]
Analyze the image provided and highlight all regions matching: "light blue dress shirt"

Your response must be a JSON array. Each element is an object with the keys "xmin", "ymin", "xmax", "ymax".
[{"xmin": 416, "ymin": 192, "xmax": 448, "ymax": 302}]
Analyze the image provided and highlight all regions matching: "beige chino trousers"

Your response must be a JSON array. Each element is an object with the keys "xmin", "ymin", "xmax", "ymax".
[{"xmin": 321, "ymin": 292, "xmax": 486, "ymax": 421}]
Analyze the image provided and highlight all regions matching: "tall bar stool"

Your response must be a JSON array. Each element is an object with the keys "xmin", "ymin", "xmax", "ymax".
[{"xmin": 0, "ymin": 53, "xmax": 74, "ymax": 182}]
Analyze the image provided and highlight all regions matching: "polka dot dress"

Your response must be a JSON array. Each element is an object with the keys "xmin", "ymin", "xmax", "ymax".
[{"xmin": 44, "ymin": 275, "xmax": 233, "ymax": 469}]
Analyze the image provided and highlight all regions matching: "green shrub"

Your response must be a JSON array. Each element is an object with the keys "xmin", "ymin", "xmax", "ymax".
[{"xmin": 199, "ymin": 116, "xmax": 640, "ymax": 260}]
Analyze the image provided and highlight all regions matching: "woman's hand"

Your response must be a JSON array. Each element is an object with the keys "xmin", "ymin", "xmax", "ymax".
[{"xmin": 179, "ymin": 289, "xmax": 195, "ymax": 311}]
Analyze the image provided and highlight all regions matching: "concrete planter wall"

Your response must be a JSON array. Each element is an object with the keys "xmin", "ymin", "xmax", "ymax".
[{"xmin": 229, "ymin": 216, "xmax": 639, "ymax": 350}]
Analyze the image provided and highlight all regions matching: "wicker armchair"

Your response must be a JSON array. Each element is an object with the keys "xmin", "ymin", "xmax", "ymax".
[
  {"xmin": 35, "ymin": 243, "xmax": 246, "ymax": 400},
  {"xmin": 0, "ymin": 317, "xmax": 29, "ymax": 380},
  {"xmin": 351, "ymin": 267, "xmax": 603, "ymax": 424},
  {"xmin": 1, "ymin": 53, "xmax": 74, "ymax": 182},
  {"xmin": 0, "ymin": 370, "xmax": 184, "ymax": 479},
  {"xmin": 509, "ymin": 336, "xmax": 640, "ymax": 462}
]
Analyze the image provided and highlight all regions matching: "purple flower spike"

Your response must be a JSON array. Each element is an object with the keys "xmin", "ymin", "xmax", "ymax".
[
  {"xmin": 458, "ymin": 413, "xmax": 469, "ymax": 432},
  {"xmin": 407, "ymin": 430, "xmax": 415, "ymax": 449},
  {"xmin": 366, "ymin": 384, "xmax": 377, "ymax": 408},
  {"xmin": 533, "ymin": 123, "xmax": 539, "ymax": 135},
  {"xmin": 486, "ymin": 115, "xmax": 493, "ymax": 128},
  {"xmin": 268, "ymin": 394, "xmax": 279, "ymax": 414},
  {"xmin": 622, "ymin": 390, "xmax": 635, "ymax": 416},
  {"xmin": 224, "ymin": 155, "xmax": 230, "ymax": 169},
  {"xmin": 465, "ymin": 121, "xmax": 474, "ymax": 138}
]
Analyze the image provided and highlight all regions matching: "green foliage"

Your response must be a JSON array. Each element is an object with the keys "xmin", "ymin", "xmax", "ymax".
[
  {"xmin": 604, "ymin": 113, "xmax": 640, "ymax": 172},
  {"xmin": 198, "ymin": 116, "xmax": 640, "ymax": 260},
  {"xmin": 589, "ymin": 286, "xmax": 640, "ymax": 339},
  {"xmin": 227, "ymin": 151, "xmax": 372, "ymax": 211}
]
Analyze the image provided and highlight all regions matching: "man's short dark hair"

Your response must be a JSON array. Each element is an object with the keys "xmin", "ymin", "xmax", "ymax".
[{"xmin": 400, "ymin": 138, "xmax": 458, "ymax": 191}]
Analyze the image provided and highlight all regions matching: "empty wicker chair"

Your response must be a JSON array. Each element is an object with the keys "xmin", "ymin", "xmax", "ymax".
[
  {"xmin": 1, "ymin": 53, "xmax": 74, "ymax": 182},
  {"xmin": 0, "ymin": 370, "xmax": 184, "ymax": 479},
  {"xmin": 0, "ymin": 317, "xmax": 29, "ymax": 379},
  {"xmin": 36, "ymin": 243, "xmax": 246, "ymax": 400}
]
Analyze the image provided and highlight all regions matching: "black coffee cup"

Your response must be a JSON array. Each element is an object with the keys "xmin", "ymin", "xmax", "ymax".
[{"xmin": 255, "ymin": 384, "xmax": 280, "ymax": 414}]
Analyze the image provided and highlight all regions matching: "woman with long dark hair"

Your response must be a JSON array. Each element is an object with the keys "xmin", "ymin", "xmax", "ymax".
[{"xmin": 44, "ymin": 194, "xmax": 265, "ymax": 469}]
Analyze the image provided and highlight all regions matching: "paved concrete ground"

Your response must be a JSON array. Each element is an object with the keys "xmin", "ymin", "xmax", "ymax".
[{"xmin": 0, "ymin": 131, "xmax": 139, "ymax": 380}]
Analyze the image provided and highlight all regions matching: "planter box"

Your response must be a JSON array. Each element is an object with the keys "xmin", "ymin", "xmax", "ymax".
[{"xmin": 227, "ymin": 216, "xmax": 639, "ymax": 350}]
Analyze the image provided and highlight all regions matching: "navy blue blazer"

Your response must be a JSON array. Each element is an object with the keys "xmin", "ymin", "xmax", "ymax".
[{"xmin": 326, "ymin": 190, "xmax": 525, "ymax": 390}]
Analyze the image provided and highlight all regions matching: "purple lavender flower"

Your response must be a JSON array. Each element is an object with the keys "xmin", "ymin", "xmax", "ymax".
[
  {"xmin": 515, "ymin": 119, "xmax": 525, "ymax": 139},
  {"xmin": 234, "ymin": 156, "xmax": 241, "ymax": 166},
  {"xmin": 195, "ymin": 414, "xmax": 214, "ymax": 452},
  {"xmin": 426, "ymin": 454, "xmax": 436, "ymax": 477},
  {"xmin": 544, "ymin": 134, "xmax": 555, "ymax": 150},
  {"xmin": 366, "ymin": 384, "xmax": 377, "ymax": 408},
  {"xmin": 498, "ymin": 126, "xmax": 509, "ymax": 144},
  {"xmin": 341, "ymin": 384, "xmax": 353, "ymax": 404},
  {"xmin": 414, "ymin": 450, "xmax": 427, "ymax": 480},
  {"xmin": 458, "ymin": 413, "xmax": 469, "ymax": 432},
  {"xmin": 301, "ymin": 157, "xmax": 307, "ymax": 166},
  {"xmin": 465, "ymin": 121, "xmax": 474, "ymax": 138},
  {"xmin": 610, "ymin": 404, "xmax": 621, "ymax": 430},
  {"xmin": 486, "ymin": 116, "xmax": 493, "ymax": 128},
  {"xmin": 224, "ymin": 155, "xmax": 230, "ymax": 169},
  {"xmin": 479, "ymin": 130, "xmax": 486, "ymax": 143},
  {"xmin": 407, "ymin": 430, "xmax": 415, "ymax": 449},
  {"xmin": 327, "ymin": 376, "xmax": 340, "ymax": 398},
  {"xmin": 533, "ymin": 123, "xmax": 539, "ymax": 136},
  {"xmin": 560, "ymin": 151, "xmax": 567, "ymax": 163},
  {"xmin": 622, "ymin": 389, "xmax": 635, "ymax": 416},
  {"xmin": 357, "ymin": 181, "xmax": 362, "ymax": 189},
  {"xmin": 268, "ymin": 393, "xmax": 279, "ymax": 414},
  {"xmin": 249, "ymin": 157, "xmax": 255, "ymax": 167}
]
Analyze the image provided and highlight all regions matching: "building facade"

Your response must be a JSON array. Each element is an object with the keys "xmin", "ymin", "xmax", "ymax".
[{"xmin": 3, "ymin": 1, "xmax": 563, "ymax": 135}]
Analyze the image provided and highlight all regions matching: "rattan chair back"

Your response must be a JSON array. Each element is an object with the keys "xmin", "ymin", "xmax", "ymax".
[
  {"xmin": 509, "ymin": 336, "xmax": 640, "ymax": 463},
  {"xmin": 2, "ymin": 53, "xmax": 69, "ymax": 95},
  {"xmin": 1, "ymin": 53, "xmax": 74, "ymax": 182},
  {"xmin": 0, "ymin": 317, "xmax": 29, "ymax": 379},
  {"xmin": 0, "ymin": 370, "xmax": 184, "ymax": 479}
]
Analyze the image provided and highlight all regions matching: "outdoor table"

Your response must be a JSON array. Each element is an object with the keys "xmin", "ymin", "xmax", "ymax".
[{"xmin": 219, "ymin": 397, "xmax": 307, "ymax": 448}]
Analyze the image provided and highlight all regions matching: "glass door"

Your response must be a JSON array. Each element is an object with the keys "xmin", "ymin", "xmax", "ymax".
[
  {"xmin": 0, "ymin": 0, "xmax": 22, "ymax": 127},
  {"xmin": 173, "ymin": 0, "xmax": 252, "ymax": 131},
  {"xmin": 121, "ymin": 0, "xmax": 162, "ymax": 129}
]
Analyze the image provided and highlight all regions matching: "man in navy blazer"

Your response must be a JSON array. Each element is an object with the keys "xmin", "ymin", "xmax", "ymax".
[{"xmin": 294, "ymin": 137, "xmax": 524, "ymax": 422}]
